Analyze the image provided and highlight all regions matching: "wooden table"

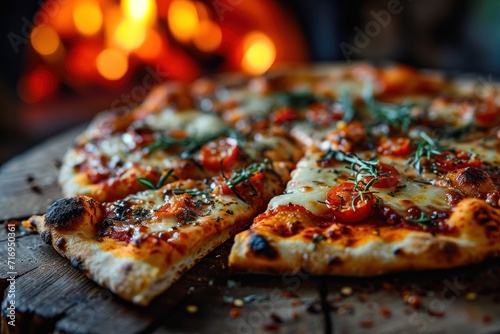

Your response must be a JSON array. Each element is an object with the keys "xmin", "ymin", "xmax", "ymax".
[{"xmin": 1, "ymin": 127, "xmax": 500, "ymax": 334}]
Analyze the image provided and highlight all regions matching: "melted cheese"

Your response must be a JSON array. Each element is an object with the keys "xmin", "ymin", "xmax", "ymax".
[
  {"xmin": 270, "ymin": 154, "xmax": 451, "ymax": 218},
  {"xmin": 145, "ymin": 109, "xmax": 225, "ymax": 136}
]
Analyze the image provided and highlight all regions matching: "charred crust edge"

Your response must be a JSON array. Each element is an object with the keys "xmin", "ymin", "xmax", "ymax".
[
  {"xmin": 71, "ymin": 257, "xmax": 86, "ymax": 272},
  {"xmin": 40, "ymin": 230, "xmax": 52, "ymax": 244},
  {"xmin": 45, "ymin": 197, "xmax": 86, "ymax": 230},
  {"xmin": 248, "ymin": 233, "xmax": 278, "ymax": 259}
]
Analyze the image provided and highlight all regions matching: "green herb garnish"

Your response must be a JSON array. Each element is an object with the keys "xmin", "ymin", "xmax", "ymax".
[
  {"xmin": 145, "ymin": 127, "xmax": 243, "ymax": 158},
  {"xmin": 273, "ymin": 91, "xmax": 318, "ymax": 108},
  {"xmin": 312, "ymin": 234, "xmax": 327, "ymax": 244},
  {"xmin": 340, "ymin": 91, "xmax": 355, "ymax": 123},
  {"xmin": 442, "ymin": 122, "xmax": 475, "ymax": 139},
  {"xmin": 223, "ymin": 159, "xmax": 278, "ymax": 203},
  {"xmin": 144, "ymin": 161, "xmax": 276, "ymax": 203},
  {"xmin": 406, "ymin": 212, "xmax": 438, "ymax": 227},
  {"xmin": 407, "ymin": 131, "xmax": 448, "ymax": 174},
  {"xmin": 363, "ymin": 90, "xmax": 414, "ymax": 130},
  {"xmin": 319, "ymin": 149, "xmax": 380, "ymax": 192},
  {"xmin": 137, "ymin": 169, "xmax": 177, "ymax": 190}
]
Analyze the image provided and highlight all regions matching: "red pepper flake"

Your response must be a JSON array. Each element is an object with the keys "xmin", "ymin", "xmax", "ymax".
[
  {"xmin": 230, "ymin": 308, "xmax": 241, "ymax": 318},
  {"xmin": 333, "ymin": 293, "xmax": 343, "ymax": 302},
  {"xmin": 291, "ymin": 310, "xmax": 300, "ymax": 320},
  {"xmin": 401, "ymin": 290, "xmax": 412, "ymax": 302},
  {"xmin": 483, "ymin": 315, "xmax": 492, "ymax": 324},
  {"xmin": 380, "ymin": 307, "xmax": 391, "ymax": 318},
  {"xmin": 360, "ymin": 319, "xmax": 374, "ymax": 328},
  {"xmin": 427, "ymin": 308, "xmax": 445, "ymax": 317},
  {"xmin": 292, "ymin": 299, "xmax": 302, "ymax": 307},
  {"xmin": 407, "ymin": 295, "xmax": 422, "ymax": 309},
  {"xmin": 358, "ymin": 293, "xmax": 367, "ymax": 302},
  {"xmin": 283, "ymin": 290, "xmax": 298, "ymax": 298},
  {"xmin": 262, "ymin": 323, "xmax": 280, "ymax": 331},
  {"xmin": 382, "ymin": 282, "xmax": 394, "ymax": 291}
]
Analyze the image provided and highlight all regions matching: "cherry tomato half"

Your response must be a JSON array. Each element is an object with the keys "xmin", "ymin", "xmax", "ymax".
[
  {"xmin": 364, "ymin": 163, "xmax": 401, "ymax": 189},
  {"xmin": 221, "ymin": 171, "xmax": 265, "ymax": 199},
  {"xmin": 198, "ymin": 137, "xmax": 240, "ymax": 172},
  {"xmin": 377, "ymin": 137, "xmax": 411, "ymax": 157},
  {"xmin": 271, "ymin": 107, "xmax": 299, "ymax": 125},
  {"xmin": 305, "ymin": 102, "xmax": 343, "ymax": 126},
  {"xmin": 325, "ymin": 182, "xmax": 374, "ymax": 223},
  {"xmin": 476, "ymin": 96, "xmax": 500, "ymax": 127},
  {"xmin": 434, "ymin": 150, "xmax": 481, "ymax": 171}
]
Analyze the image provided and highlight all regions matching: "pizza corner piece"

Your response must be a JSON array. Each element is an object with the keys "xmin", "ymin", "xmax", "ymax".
[
  {"xmin": 23, "ymin": 167, "xmax": 283, "ymax": 306},
  {"xmin": 228, "ymin": 150, "xmax": 500, "ymax": 275}
]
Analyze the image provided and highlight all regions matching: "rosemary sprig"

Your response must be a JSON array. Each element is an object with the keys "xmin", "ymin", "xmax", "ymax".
[
  {"xmin": 137, "ymin": 169, "xmax": 178, "ymax": 190},
  {"xmin": 339, "ymin": 91, "xmax": 355, "ymax": 123},
  {"xmin": 145, "ymin": 127, "xmax": 243, "ymax": 158},
  {"xmin": 273, "ymin": 91, "xmax": 318, "ymax": 108},
  {"xmin": 319, "ymin": 149, "xmax": 380, "ymax": 192},
  {"xmin": 223, "ymin": 159, "xmax": 277, "ymax": 203},
  {"xmin": 407, "ymin": 131, "xmax": 447, "ymax": 174},
  {"xmin": 442, "ymin": 122, "xmax": 475, "ymax": 139},
  {"xmin": 141, "ymin": 161, "xmax": 275, "ymax": 203},
  {"xmin": 363, "ymin": 91, "xmax": 414, "ymax": 130}
]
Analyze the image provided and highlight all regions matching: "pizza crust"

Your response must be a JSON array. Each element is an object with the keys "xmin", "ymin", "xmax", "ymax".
[
  {"xmin": 25, "ymin": 186, "xmax": 263, "ymax": 305},
  {"xmin": 229, "ymin": 199, "xmax": 500, "ymax": 275}
]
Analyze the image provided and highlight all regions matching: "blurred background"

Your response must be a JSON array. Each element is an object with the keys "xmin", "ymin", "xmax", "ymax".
[{"xmin": 0, "ymin": 0, "xmax": 499, "ymax": 164}]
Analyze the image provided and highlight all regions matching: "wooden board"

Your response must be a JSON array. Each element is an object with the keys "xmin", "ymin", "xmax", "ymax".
[{"xmin": 1, "ymin": 126, "xmax": 500, "ymax": 334}]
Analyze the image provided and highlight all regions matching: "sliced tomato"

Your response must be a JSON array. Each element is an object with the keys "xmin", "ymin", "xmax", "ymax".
[
  {"xmin": 434, "ymin": 150, "xmax": 481, "ymax": 171},
  {"xmin": 364, "ymin": 163, "xmax": 401, "ymax": 189},
  {"xmin": 325, "ymin": 182, "xmax": 374, "ymax": 223},
  {"xmin": 271, "ymin": 107, "xmax": 299, "ymax": 125},
  {"xmin": 198, "ymin": 137, "xmax": 240, "ymax": 172},
  {"xmin": 377, "ymin": 65, "xmax": 441, "ymax": 96},
  {"xmin": 305, "ymin": 102, "xmax": 343, "ymax": 125},
  {"xmin": 378, "ymin": 65, "xmax": 419, "ymax": 95},
  {"xmin": 221, "ymin": 171, "xmax": 265, "ymax": 199},
  {"xmin": 377, "ymin": 137, "xmax": 411, "ymax": 157},
  {"xmin": 476, "ymin": 96, "xmax": 500, "ymax": 127}
]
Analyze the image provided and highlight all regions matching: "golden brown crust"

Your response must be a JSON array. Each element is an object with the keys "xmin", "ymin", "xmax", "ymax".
[
  {"xmin": 229, "ymin": 199, "xmax": 500, "ymax": 275},
  {"xmin": 27, "ymin": 192, "xmax": 260, "ymax": 305}
]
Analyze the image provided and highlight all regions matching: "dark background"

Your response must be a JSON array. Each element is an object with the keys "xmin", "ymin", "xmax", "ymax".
[{"xmin": 1, "ymin": 0, "xmax": 499, "ymax": 165}]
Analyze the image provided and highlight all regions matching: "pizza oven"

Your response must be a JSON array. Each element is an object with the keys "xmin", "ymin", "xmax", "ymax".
[{"xmin": 1, "ymin": 0, "xmax": 499, "ymax": 163}]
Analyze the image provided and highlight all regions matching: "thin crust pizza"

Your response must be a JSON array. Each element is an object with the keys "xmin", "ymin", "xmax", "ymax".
[{"xmin": 24, "ymin": 63, "xmax": 500, "ymax": 305}]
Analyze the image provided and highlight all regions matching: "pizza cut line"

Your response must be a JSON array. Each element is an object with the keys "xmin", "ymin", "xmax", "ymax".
[{"xmin": 23, "ymin": 63, "xmax": 500, "ymax": 305}]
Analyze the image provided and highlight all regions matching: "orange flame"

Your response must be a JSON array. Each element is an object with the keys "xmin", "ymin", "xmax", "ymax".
[{"xmin": 241, "ymin": 31, "xmax": 276, "ymax": 75}]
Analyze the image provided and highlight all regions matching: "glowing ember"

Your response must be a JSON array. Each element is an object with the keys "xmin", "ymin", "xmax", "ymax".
[
  {"xmin": 193, "ymin": 20, "xmax": 222, "ymax": 52},
  {"xmin": 31, "ymin": 25, "xmax": 60, "ymax": 56},
  {"xmin": 168, "ymin": 0, "xmax": 199, "ymax": 43},
  {"xmin": 113, "ymin": 19, "xmax": 146, "ymax": 52},
  {"xmin": 122, "ymin": 0, "xmax": 156, "ymax": 25},
  {"xmin": 17, "ymin": 66, "xmax": 58, "ymax": 103},
  {"xmin": 21, "ymin": 0, "xmax": 307, "ymax": 102},
  {"xmin": 134, "ymin": 29, "xmax": 164, "ymax": 61},
  {"xmin": 241, "ymin": 31, "xmax": 276, "ymax": 75},
  {"xmin": 73, "ymin": 0, "xmax": 103, "ymax": 36},
  {"xmin": 96, "ymin": 48, "xmax": 129, "ymax": 80}
]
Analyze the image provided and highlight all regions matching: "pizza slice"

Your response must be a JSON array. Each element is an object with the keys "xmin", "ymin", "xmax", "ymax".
[
  {"xmin": 60, "ymin": 100, "xmax": 302, "ymax": 202},
  {"xmin": 229, "ymin": 149, "xmax": 500, "ymax": 275},
  {"xmin": 25, "ymin": 160, "xmax": 287, "ymax": 305}
]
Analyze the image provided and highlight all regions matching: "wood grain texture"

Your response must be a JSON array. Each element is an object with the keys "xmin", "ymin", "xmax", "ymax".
[
  {"xmin": 1, "ymin": 126, "xmax": 500, "ymax": 334},
  {"xmin": 0, "ymin": 125, "xmax": 84, "ymax": 220}
]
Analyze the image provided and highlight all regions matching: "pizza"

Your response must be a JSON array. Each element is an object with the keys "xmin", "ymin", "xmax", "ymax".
[{"xmin": 24, "ymin": 63, "xmax": 500, "ymax": 305}]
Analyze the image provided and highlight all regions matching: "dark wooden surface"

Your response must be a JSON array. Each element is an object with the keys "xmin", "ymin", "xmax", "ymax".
[{"xmin": 1, "ymin": 127, "xmax": 500, "ymax": 334}]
